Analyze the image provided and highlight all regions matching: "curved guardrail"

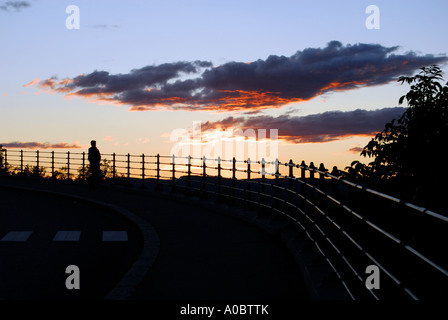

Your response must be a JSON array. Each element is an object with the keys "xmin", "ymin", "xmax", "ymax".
[{"xmin": 1, "ymin": 148, "xmax": 447, "ymax": 300}]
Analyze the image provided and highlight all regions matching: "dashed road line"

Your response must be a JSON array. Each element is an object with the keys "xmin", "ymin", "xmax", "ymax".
[
  {"xmin": 1, "ymin": 231, "xmax": 33, "ymax": 242},
  {"xmin": 102, "ymin": 231, "xmax": 128, "ymax": 242},
  {"xmin": 53, "ymin": 231, "xmax": 81, "ymax": 241}
]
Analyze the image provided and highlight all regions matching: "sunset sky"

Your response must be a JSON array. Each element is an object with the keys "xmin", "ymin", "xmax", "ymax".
[{"xmin": 1, "ymin": 0, "xmax": 448, "ymax": 172}]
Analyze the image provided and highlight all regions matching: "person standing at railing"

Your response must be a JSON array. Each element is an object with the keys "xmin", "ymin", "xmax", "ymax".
[{"xmin": 88, "ymin": 140, "xmax": 101, "ymax": 188}]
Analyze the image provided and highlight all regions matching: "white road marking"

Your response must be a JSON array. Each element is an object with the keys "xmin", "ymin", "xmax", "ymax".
[
  {"xmin": 1, "ymin": 231, "xmax": 33, "ymax": 242},
  {"xmin": 102, "ymin": 231, "xmax": 128, "ymax": 242},
  {"xmin": 53, "ymin": 231, "xmax": 81, "ymax": 241}
]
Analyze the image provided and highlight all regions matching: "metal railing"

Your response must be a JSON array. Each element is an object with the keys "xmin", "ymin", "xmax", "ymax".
[{"xmin": 1, "ymin": 148, "xmax": 447, "ymax": 300}]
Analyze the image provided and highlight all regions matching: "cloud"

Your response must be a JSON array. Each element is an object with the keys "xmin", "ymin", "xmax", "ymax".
[
  {"xmin": 0, "ymin": 1, "xmax": 31, "ymax": 11},
  {"xmin": 23, "ymin": 78, "xmax": 41, "ymax": 87},
  {"xmin": 137, "ymin": 137, "xmax": 151, "ymax": 144},
  {"xmin": 91, "ymin": 24, "xmax": 120, "ymax": 29},
  {"xmin": 348, "ymin": 147, "xmax": 364, "ymax": 154},
  {"xmin": 29, "ymin": 41, "xmax": 448, "ymax": 112},
  {"xmin": 200, "ymin": 107, "xmax": 407, "ymax": 143},
  {"xmin": 1, "ymin": 141, "xmax": 83, "ymax": 149}
]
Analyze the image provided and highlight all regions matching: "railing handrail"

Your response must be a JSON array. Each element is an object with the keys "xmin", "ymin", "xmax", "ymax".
[{"xmin": 2, "ymin": 148, "xmax": 444, "ymax": 219}]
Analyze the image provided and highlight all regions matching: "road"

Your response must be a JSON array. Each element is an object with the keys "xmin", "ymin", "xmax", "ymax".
[
  {"xmin": 0, "ymin": 187, "xmax": 141, "ymax": 299},
  {"xmin": 0, "ymin": 176, "xmax": 310, "ymax": 300}
]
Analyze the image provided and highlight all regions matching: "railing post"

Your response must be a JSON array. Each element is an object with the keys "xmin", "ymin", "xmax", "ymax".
[
  {"xmin": 187, "ymin": 155, "xmax": 191, "ymax": 191},
  {"xmin": 288, "ymin": 159, "xmax": 294, "ymax": 178},
  {"xmin": 330, "ymin": 166, "xmax": 340, "ymax": 193},
  {"xmin": 331, "ymin": 166, "xmax": 340, "ymax": 177},
  {"xmin": 318, "ymin": 163, "xmax": 327, "ymax": 190},
  {"xmin": 127, "ymin": 153, "xmax": 131, "ymax": 181},
  {"xmin": 36, "ymin": 150, "xmax": 39, "ymax": 170},
  {"xmin": 67, "ymin": 151, "xmax": 70, "ymax": 179},
  {"xmin": 3, "ymin": 148, "xmax": 7, "ymax": 169},
  {"xmin": 300, "ymin": 160, "xmax": 306, "ymax": 179},
  {"xmin": 112, "ymin": 153, "xmax": 116, "ymax": 180},
  {"xmin": 232, "ymin": 157, "xmax": 236, "ymax": 203},
  {"xmin": 261, "ymin": 158, "xmax": 266, "ymax": 208},
  {"xmin": 141, "ymin": 153, "xmax": 145, "ymax": 188},
  {"xmin": 288, "ymin": 159, "xmax": 294, "ymax": 214},
  {"xmin": 81, "ymin": 152, "xmax": 85, "ymax": 180},
  {"xmin": 20, "ymin": 150, "xmax": 23, "ymax": 173},
  {"xmin": 217, "ymin": 156, "xmax": 222, "ymax": 197},
  {"xmin": 246, "ymin": 158, "xmax": 251, "ymax": 205},
  {"xmin": 275, "ymin": 158, "xmax": 280, "ymax": 210},
  {"xmin": 156, "ymin": 154, "xmax": 160, "ymax": 190},
  {"xmin": 319, "ymin": 163, "xmax": 326, "ymax": 180},
  {"xmin": 309, "ymin": 161, "xmax": 316, "ymax": 182},
  {"xmin": 308, "ymin": 161, "xmax": 316, "ymax": 204},
  {"xmin": 171, "ymin": 154, "xmax": 176, "ymax": 191},
  {"xmin": 300, "ymin": 160, "xmax": 307, "ymax": 208},
  {"xmin": 52, "ymin": 151, "xmax": 55, "ymax": 178},
  {"xmin": 202, "ymin": 156, "xmax": 206, "ymax": 196}
]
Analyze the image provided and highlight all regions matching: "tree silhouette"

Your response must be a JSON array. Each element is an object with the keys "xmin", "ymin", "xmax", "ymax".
[
  {"xmin": 14, "ymin": 164, "xmax": 46, "ymax": 177},
  {"xmin": 76, "ymin": 158, "xmax": 122, "ymax": 181},
  {"xmin": 0, "ymin": 146, "xmax": 6, "ymax": 173},
  {"xmin": 345, "ymin": 65, "xmax": 448, "ymax": 208}
]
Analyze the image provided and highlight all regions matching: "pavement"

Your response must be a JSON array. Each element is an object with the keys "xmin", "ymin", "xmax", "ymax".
[{"xmin": 0, "ymin": 175, "xmax": 313, "ymax": 301}]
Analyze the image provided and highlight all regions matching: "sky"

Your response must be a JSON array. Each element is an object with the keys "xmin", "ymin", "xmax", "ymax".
[{"xmin": 1, "ymin": 0, "xmax": 448, "ymax": 174}]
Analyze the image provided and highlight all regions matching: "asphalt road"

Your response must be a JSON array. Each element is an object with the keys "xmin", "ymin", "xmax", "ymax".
[
  {"xmin": 0, "ymin": 187, "xmax": 142, "ymax": 300},
  {"xmin": 0, "ymin": 176, "xmax": 310, "ymax": 301}
]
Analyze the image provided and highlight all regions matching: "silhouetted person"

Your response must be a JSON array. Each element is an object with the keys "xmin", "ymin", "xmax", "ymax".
[{"xmin": 88, "ymin": 140, "xmax": 101, "ymax": 187}]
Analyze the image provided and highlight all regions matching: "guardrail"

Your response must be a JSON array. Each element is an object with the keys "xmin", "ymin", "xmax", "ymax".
[{"xmin": 1, "ymin": 148, "xmax": 447, "ymax": 300}]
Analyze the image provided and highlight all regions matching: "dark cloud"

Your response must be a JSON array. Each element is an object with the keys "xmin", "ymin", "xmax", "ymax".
[
  {"xmin": 348, "ymin": 147, "xmax": 364, "ymax": 154},
  {"xmin": 201, "ymin": 107, "xmax": 407, "ymax": 143},
  {"xmin": 0, "ymin": 1, "xmax": 31, "ymax": 11},
  {"xmin": 63, "ymin": 61, "xmax": 211, "ymax": 96},
  {"xmin": 1, "ymin": 142, "xmax": 83, "ymax": 149},
  {"xmin": 30, "ymin": 41, "xmax": 447, "ymax": 112}
]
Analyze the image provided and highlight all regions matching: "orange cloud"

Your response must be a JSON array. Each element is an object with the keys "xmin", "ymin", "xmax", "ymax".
[
  {"xmin": 1, "ymin": 141, "xmax": 83, "ymax": 149},
  {"xmin": 23, "ymin": 78, "xmax": 41, "ymax": 87},
  {"xmin": 128, "ymin": 90, "xmax": 306, "ymax": 113},
  {"xmin": 319, "ymin": 81, "xmax": 366, "ymax": 94},
  {"xmin": 210, "ymin": 90, "xmax": 303, "ymax": 111}
]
